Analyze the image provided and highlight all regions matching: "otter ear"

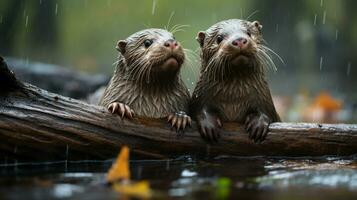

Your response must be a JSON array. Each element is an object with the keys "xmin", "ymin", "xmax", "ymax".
[
  {"xmin": 252, "ymin": 21, "xmax": 263, "ymax": 31},
  {"xmin": 196, "ymin": 31, "xmax": 206, "ymax": 47},
  {"xmin": 116, "ymin": 40, "xmax": 127, "ymax": 54}
]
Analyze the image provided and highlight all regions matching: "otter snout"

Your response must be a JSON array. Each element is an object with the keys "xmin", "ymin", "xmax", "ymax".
[
  {"xmin": 164, "ymin": 39, "xmax": 178, "ymax": 49},
  {"xmin": 232, "ymin": 37, "xmax": 248, "ymax": 49}
]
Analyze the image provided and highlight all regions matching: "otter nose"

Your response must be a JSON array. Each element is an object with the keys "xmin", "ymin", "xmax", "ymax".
[
  {"xmin": 232, "ymin": 37, "xmax": 248, "ymax": 48},
  {"xmin": 164, "ymin": 39, "xmax": 178, "ymax": 49}
]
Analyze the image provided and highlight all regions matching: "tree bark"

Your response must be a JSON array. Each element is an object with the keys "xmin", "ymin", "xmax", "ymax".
[{"xmin": 1, "ymin": 56, "xmax": 357, "ymax": 161}]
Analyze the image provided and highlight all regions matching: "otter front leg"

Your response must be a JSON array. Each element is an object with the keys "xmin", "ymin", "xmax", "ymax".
[
  {"xmin": 108, "ymin": 102, "xmax": 134, "ymax": 119},
  {"xmin": 197, "ymin": 110, "xmax": 222, "ymax": 143},
  {"xmin": 245, "ymin": 113, "xmax": 271, "ymax": 143},
  {"xmin": 168, "ymin": 111, "xmax": 192, "ymax": 133}
]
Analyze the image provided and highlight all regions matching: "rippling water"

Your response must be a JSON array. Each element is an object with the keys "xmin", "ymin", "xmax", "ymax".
[{"xmin": 1, "ymin": 156, "xmax": 357, "ymax": 199}]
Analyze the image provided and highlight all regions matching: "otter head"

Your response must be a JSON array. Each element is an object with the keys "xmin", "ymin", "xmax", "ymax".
[
  {"xmin": 197, "ymin": 19, "xmax": 269, "ymax": 80},
  {"xmin": 116, "ymin": 29, "xmax": 185, "ymax": 84}
]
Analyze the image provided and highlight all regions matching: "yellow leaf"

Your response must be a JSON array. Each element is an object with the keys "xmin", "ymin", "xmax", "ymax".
[
  {"xmin": 106, "ymin": 145, "xmax": 130, "ymax": 183},
  {"xmin": 113, "ymin": 181, "xmax": 151, "ymax": 199}
]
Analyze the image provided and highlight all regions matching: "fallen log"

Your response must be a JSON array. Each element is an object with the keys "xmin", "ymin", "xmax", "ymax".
[
  {"xmin": 4, "ymin": 57, "xmax": 109, "ymax": 99},
  {"xmin": 0, "ymin": 56, "xmax": 357, "ymax": 161}
]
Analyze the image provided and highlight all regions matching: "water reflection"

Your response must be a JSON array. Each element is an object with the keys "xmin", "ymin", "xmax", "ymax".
[
  {"xmin": 0, "ymin": 157, "xmax": 357, "ymax": 199},
  {"xmin": 53, "ymin": 184, "xmax": 84, "ymax": 198}
]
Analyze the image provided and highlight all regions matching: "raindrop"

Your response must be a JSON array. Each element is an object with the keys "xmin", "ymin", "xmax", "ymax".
[
  {"xmin": 107, "ymin": 0, "xmax": 112, "ymax": 7},
  {"xmin": 25, "ymin": 15, "xmax": 29, "ymax": 27},
  {"xmin": 347, "ymin": 62, "xmax": 351, "ymax": 76},
  {"xmin": 335, "ymin": 29, "xmax": 339, "ymax": 40},
  {"xmin": 152, "ymin": 0, "xmax": 157, "ymax": 15},
  {"xmin": 55, "ymin": 3, "xmax": 58, "ymax": 15},
  {"xmin": 191, "ymin": 81, "xmax": 194, "ymax": 85},
  {"xmin": 14, "ymin": 146, "xmax": 17, "ymax": 154},
  {"xmin": 166, "ymin": 160, "xmax": 170, "ymax": 170},
  {"xmin": 313, "ymin": 14, "xmax": 317, "ymax": 26},
  {"xmin": 320, "ymin": 0, "xmax": 324, "ymax": 7},
  {"xmin": 25, "ymin": 57, "xmax": 29, "ymax": 67},
  {"xmin": 14, "ymin": 160, "xmax": 18, "ymax": 172},
  {"xmin": 65, "ymin": 145, "xmax": 69, "ymax": 172},
  {"xmin": 322, "ymin": 10, "xmax": 327, "ymax": 25},
  {"xmin": 66, "ymin": 144, "xmax": 69, "ymax": 159},
  {"xmin": 39, "ymin": 0, "xmax": 42, "ymax": 4},
  {"xmin": 319, "ymin": 57, "xmax": 323, "ymax": 70},
  {"xmin": 276, "ymin": 24, "xmax": 279, "ymax": 32}
]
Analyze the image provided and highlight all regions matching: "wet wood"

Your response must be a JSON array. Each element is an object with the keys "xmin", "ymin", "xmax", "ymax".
[{"xmin": 1, "ymin": 56, "xmax": 357, "ymax": 161}]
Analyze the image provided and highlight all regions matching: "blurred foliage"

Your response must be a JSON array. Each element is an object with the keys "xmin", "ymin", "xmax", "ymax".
[{"xmin": 0, "ymin": 0, "xmax": 356, "ymax": 99}]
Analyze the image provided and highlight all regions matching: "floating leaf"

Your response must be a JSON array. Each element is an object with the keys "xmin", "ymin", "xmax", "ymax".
[
  {"xmin": 106, "ymin": 145, "xmax": 130, "ymax": 183},
  {"xmin": 215, "ymin": 177, "xmax": 231, "ymax": 200},
  {"xmin": 113, "ymin": 180, "xmax": 151, "ymax": 199}
]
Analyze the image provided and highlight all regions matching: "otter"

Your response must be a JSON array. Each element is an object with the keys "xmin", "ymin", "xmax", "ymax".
[
  {"xmin": 99, "ymin": 29, "xmax": 191, "ymax": 130},
  {"xmin": 190, "ymin": 19, "xmax": 281, "ymax": 143}
]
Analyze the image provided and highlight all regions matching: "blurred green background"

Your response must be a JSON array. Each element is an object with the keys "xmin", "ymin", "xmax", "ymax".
[{"xmin": 0, "ymin": 0, "xmax": 356, "ymax": 122}]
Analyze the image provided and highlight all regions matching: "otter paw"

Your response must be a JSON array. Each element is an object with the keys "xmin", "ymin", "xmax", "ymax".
[
  {"xmin": 245, "ymin": 114, "xmax": 270, "ymax": 143},
  {"xmin": 168, "ymin": 111, "xmax": 192, "ymax": 134},
  {"xmin": 108, "ymin": 102, "xmax": 134, "ymax": 119},
  {"xmin": 198, "ymin": 116, "xmax": 222, "ymax": 143}
]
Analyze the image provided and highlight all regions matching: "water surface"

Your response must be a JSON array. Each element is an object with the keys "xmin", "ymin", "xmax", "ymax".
[{"xmin": 1, "ymin": 156, "xmax": 357, "ymax": 199}]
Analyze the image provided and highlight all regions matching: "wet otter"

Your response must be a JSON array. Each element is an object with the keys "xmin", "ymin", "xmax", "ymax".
[
  {"xmin": 190, "ymin": 19, "xmax": 281, "ymax": 143},
  {"xmin": 99, "ymin": 29, "xmax": 191, "ymax": 130}
]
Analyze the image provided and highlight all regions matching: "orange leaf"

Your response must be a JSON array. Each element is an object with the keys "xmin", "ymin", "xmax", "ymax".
[
  {"xmin": 106, "ymin": 145, "xmax": 130, "ymax": 183},
  {"xmin": 113, "ymin": 181, "xmax": 151, "ymax": 199}
]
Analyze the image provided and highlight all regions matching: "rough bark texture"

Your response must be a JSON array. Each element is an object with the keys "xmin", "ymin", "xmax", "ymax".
[{"xmin": 1, "ymin": 56, "xmax": 357, "ymax": 161}]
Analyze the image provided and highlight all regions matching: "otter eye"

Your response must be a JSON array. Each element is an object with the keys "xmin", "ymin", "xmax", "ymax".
[
  {"xmin": 143, "ymin": 39, "xmax": 153, "ymax": 48},
  {"xmin": 216, "ymin": 35, "xmax": 224, "ymax": 44}
]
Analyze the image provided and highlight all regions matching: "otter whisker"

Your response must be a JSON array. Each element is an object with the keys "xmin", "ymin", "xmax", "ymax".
[
  {"xmin": 128, "ymin": 58, "xmax": 149, "ymax": 81},
  {"xmin": 183, "ymin": 48, "xmax": 199, "ymax": 57},
  {"xmin": 165, "ymin": 11, "xmax": 175, "ymax": 30},
  {"xmin": 145, "ymin": 63, "xmax": 153, "ymax": 84},
  {"xmin": 113, "ymin": 60, "xmax": 119, "ymax": 66},
  {"xmin": 170, "ymin": 24, "xmax": 190, "ymax": 34},
  {"xmin": 256, "ymin": 49, "xmax": 277, "ymax": 71},
  {"xmin": 204, "ymin": 56, "xmax": 217, "ymax": 81},
  {"xmin": 259, "ymin": 45, "xmax": 285, "ymax": 65},
  {"xmin": 260, "ymin": 49, "xmax": 277, "ymax": 71},
  {"xmin": 183, "ymin": 56, "xmax": 198, "ymax": 78}
]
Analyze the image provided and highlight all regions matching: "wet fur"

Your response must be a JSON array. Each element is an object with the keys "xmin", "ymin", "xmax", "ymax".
[
  {"xmin": 190, "ymin": 19, "xmax": 280, "ymax": 126},
  {"xmin": 99, "ymin": 29, "xmax": 190, "ymax": 118}
]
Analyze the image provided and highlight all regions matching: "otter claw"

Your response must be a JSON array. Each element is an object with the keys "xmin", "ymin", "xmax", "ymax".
[
  {"xmin": 167, "ymin": 111, "xmax": 191, "ymax": 133},
  {"xmin": 107, "ymin": 102, "xmax": 134, "ymax": 120},
  {"xmin": 197, "ymin": 114, "xmax": 221, "ymax": 143},
  {"xmin": 245, "ymin": 113, "xmax": 270, "ymax": 143}
]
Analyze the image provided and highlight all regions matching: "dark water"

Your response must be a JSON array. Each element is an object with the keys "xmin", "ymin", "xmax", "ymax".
[{"xmin": 1, "ymin": 156, "xmax": 357, "ymax": 200}]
